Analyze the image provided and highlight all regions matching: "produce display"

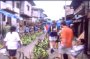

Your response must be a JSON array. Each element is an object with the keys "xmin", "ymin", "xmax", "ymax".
[
  {"xmin": 35, "ymin": 32, "xmax": 43, "ymax": 36},
  {"xmin": 33, "ymin": 38, "xmax": 49, "ymax": 59},
  {"xmin": 21, "ymin": 35, "xmax": 32, "ymax": 45},
  {"xmin": 21, "ymin": 32, "xmax": 43, "ymax": 46},
  {"xmin": 0, "ymin": 44, "xmax": 3, "ymax": 49}
]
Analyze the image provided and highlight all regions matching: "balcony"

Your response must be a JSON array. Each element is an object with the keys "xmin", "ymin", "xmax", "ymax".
[
  {"xmin": 20, "ymin": 1, "xmax": 31, "ymax": 18},
  {"xmin": 0, "ymin": 1, "xmax": 16, "ymax": 14},
  {"xmin": 0, "ymin": 1, "xmax": 6, "ymax": 9},
  {"xmin": 20, "ymin": 11, "xmax": 31, "ymax": 18},
  {"xmin": 13, "ymin": 7, "xmax": 20, "ymax": 14},
  {"xmin": 74, "ymin": 3, "xmax": 84, "ymax": 15},
  {"xmin": 20, "ymin": 10, "xmax": 31, "ymax": 18}
]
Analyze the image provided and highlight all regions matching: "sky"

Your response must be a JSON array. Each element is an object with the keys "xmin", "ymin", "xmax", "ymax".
[{"xmin": 34, "ymin": 1, "xmax": 71, "ymax": 20}]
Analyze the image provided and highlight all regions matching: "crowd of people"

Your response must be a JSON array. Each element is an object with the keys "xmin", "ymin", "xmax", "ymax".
[
  {"xmin": 0, "ymin": 19, "xmax": 85, "ymax": 59},
  {"xmin": 0, "ymin": 22, "xmax": 44, "ymax": 59},
  {"xmin": 44, "ymin": 20, "xmax": 85, "ymax": 59}
]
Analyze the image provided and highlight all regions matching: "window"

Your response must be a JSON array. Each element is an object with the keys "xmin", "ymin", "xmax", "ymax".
[
  {"xmin": 2, "ymin": 14, "xmax": 5, "ymax": 21},
  {"xmin": 27, "ymin": 5, "xmax": 29, "ymax": 11},
  {"xmin": 16, "ymin": 2, "xmax": 20, "ymax": 8}
]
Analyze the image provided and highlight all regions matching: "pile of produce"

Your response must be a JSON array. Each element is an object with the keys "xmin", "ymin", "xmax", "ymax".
[
  {"xmin": 35, "ymin": 32, "xmax": 43, "ymax": 36},
  {"xmin": 21, "ymin": 32, "xmax": 43, "ymax": 46},
  {"xmin": 0, "ymin": 44, "xmax": 3, "ymax": 49},
  {"xmin": 21, "ymin": 35, "xmax": 32, "ymax": 45},
  {"xmin": 33, "ymin": 38, "xmax": 49, "ymax": 59}
]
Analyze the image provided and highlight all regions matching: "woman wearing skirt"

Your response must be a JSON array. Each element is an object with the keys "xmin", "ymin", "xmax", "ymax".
[{"xmin": 4, "ymin": 26, "xmax": 21, "ymax": 59}]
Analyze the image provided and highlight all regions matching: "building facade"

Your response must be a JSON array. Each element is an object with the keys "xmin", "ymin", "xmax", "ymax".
[
  {"xmin": 71, "ymin": 0, "xmax": 90, "ymax": 55},
  {"xmin": 0, "ymin": 1, "xmax": 22, "ymax": 26},
  {"xmin": 0, "ymin": 1, "xmax": 36, "ymax": 37},
  {"xmin": 64, "ymin": 5, "xmax": 74, "ymax": 16},
  {"xmin": 20, "ymin": 1, "xmax": 35, "ymax": 26},
  {"xmin": 31, "ymin": 7, "xmax": 44, "ymax": 23}
]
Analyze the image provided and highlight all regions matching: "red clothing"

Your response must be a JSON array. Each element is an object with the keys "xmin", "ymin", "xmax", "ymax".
[
  {"xmin": 45, "ymin": 24, "xmax": 49, "ymax": 31},
  {"xmin": 60, "ymin": 26, "xmax": 73, "ymax": 48}
]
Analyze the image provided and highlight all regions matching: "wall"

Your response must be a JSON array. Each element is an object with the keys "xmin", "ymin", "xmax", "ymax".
[
  {"xmin": 65, "ymin": 6, "xmax": 74, "ymax": 15},
  {"xmin": 23, "ymin": 1, "xmax": 32, "ymax": 16},
  {"xmin": 32, "ymin": 10, "xmax": 40, "ymax": 18},
  {"xmin": 0, "ymin": 1, "xmax": 13, "ymax": 10},
  {"xmin": 13, "ymin": 1, "xmax": 20, "ymax": 14},
  {"xmin": 32, "ymin": 17, "xmax": 37, "ymax": 23},
  {"xmin": 11, "ymin": 17, "xmax": 17, "ymax": 26}
]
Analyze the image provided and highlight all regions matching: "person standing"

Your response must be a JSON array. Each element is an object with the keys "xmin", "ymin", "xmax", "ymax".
[
  {"xmin": 3, "ymin": 22, "xmax": 10, "ymax": 38},
  {"xmin": 49, "ymin": 28, "xmax": 58, "ymax": 53},
  {"xmin": 58, "ymin": 21, "xmax": 73, "ymax": 59},
  {"xmin": 48, "ymin": 22, "xmax": 58, "ymax": 53},
  {"xmin": 24, "ymin": 25, "xmax": 29, "ymax": 35},
  {"xmin": 4, "ymin": 26, "xmax": 21, "ymax": 59}
]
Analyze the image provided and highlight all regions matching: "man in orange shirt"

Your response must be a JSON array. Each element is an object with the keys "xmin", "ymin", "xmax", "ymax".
[{"xmin": 58, "ymin": 21, "xmax": 73, "ymax": 59}]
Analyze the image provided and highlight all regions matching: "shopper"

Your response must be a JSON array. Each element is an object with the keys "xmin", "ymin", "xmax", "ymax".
[
  {"xmin": 58, "ymin": 21, "xmax": 73, "ymax": 59},
  {"xmin": 49, "ymin": 28, "xmax": 57, "ymax": 53},
  {"xmin": 48, "ymin": 22, "xmax": 58, "ymax": 53},
  {"xmin": 4, "ymin": 26, "xmax": 21, "ymax": 59}
]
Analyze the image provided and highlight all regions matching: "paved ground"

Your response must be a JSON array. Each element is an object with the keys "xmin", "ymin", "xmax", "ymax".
[
  {"xmin": 0, "ymin": 54, "xmax": 9, "ymax": 59},
  {"xmin": 47, "ymin": 49, "xmax": 59, "ymax": 59},
  {"xmin": 0, "ymin": 33, "xmax": 89, "ymax": 59},
  {"xmin": 47, "ymin": 48, "xmax": 89, "ymax": 59}
]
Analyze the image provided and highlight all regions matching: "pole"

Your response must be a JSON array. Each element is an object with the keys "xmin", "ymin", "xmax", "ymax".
[
  {"xmin": 65, "ymin": 0, "xmax": 66, "ymax": 21},
  {"xmin": 0, "ymin": 2, "xmax": 3, "ymax": 40}
]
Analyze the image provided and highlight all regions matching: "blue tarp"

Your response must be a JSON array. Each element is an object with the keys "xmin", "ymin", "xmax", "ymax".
[
  {"xmin": 0, "ymin": 9, "xmax": 22, "ymax": 20},
  {"xmin": 56, "ymin": 20, "xmax": 61, "ymax": 27},
  {"xmin": 65, "ymin": 20, "xmax": 73, "ymax": 27},
  {"xmin": 56, "ymin": 20, "xmax": 73, "ymax": 28}
]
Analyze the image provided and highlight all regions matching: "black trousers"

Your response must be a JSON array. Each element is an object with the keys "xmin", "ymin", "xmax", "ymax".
[{"xmin": 63, "ymin": 53, "xmax": 68, "ymax": 59}]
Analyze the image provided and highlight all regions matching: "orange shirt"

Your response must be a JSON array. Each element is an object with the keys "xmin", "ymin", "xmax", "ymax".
[{"xmin": 60, "ymin": 26, "xmax": 73, "ymax": 48}]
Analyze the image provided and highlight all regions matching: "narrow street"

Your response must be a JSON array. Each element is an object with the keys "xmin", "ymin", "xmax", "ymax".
[
  {"xmin": 0, "ymin": 0, "xmax": 90, "ymax": 59},
  {"xmin": 17, "ymin": 33, "xmax": 46, "ymax": 59},
  {"xmin": 0, "ymin": 33, "xmax": 46, "ymax": 59}
]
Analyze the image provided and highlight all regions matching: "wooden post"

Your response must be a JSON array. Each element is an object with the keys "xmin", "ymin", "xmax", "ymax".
[{"xmin": 84, "ymin": 16, "xmax": 88, "ymax": 55}]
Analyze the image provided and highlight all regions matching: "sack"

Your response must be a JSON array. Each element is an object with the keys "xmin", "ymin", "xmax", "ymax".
[{"xmin": 0, "ymin": 48, "xmax": 8, "ymax": 55}]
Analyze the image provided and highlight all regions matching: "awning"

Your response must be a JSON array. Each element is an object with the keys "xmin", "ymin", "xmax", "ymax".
[
  {"xmin": 0, "ymin": 9, "xmax": 23, "ymax": 20},
  {"xmin": 65, "ymin": 20, "xmax": 73, "ymax": 26}
]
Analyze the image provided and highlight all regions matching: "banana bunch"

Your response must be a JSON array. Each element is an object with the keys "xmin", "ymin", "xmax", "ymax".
[
  {"xmin": 35, "ymin": 32, "xmax": 39, "ymax": 36},
  {"xmin": 34, "ymin": 46, "xmax": 48, "ymax": 59},
  {"xmin": 0, "ymin": 44, "xmax": 3, "ymax": 49},
  {"xmin": 41, "ymin": 38, "xmax": 49, "ymax": 49},
  {"xmin": 35, "ymin": 32, "xmax": 43, "ymax": 36},
  {"xmin": 31, "ymin": 34, "xmax": 36, "ymax": 40},
  {"xmin": 33, "ymin": 38, "xmax": 49, "ymax": 59},
  {"xmin": 21, "ymin": 36, "xmax": 32, "ymax": 45},
  {"xmin": 21, "ymin": 32, "xmax": 43, "ymax": 46}
]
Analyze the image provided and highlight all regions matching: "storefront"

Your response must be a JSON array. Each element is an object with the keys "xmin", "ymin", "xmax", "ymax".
[{"xmin": 71, "ymin": 0, "xmax": 90, "ymax": 55}]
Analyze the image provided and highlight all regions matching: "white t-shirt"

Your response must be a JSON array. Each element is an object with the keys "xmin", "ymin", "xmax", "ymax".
[{"xmin": 4, "ymin": 32, "xmax": 20, "ymax": 49}]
